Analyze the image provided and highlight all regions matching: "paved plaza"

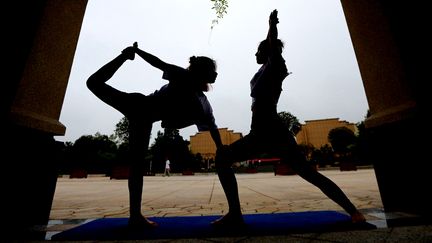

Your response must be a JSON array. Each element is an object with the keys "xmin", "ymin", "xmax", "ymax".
[
  {"xmin": 50, "ymin": 168, "xmax": 383, "ymax": 220},
  {"xmin": 45, "ymin": 168, "xmax": 432, "ymax": 242}
]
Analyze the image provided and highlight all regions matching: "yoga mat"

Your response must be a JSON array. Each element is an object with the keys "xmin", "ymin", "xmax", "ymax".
[{"xmin": 52, "ymin": 211, "xmax": 376, "ymax": 240}]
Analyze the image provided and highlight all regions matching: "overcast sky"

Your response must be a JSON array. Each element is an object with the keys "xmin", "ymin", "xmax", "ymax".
[{"xmin": 55, "ymin": 0, "xmax": 369, "ymax": 144}]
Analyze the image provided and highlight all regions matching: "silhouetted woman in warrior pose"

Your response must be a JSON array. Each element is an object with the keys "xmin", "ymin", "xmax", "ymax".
[{"xmin": 213, "ymin": 9, "xmax": 366, "ymax": 226}]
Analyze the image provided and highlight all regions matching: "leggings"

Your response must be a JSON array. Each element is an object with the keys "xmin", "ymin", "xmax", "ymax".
[
  {"xmin": 87, "ymin": 68, "xmax": 158, "ymax": 217},
  {"xmin": 216, "ymin": 112, "xmax": 358, "ymax": 215}
]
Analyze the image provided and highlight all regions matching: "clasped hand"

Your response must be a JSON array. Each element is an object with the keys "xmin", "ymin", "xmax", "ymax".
[
  {"xmin": 122, "ymin": 42, "xmax": 138, "ymax": 60},
  {"xmin": 269, "ymin": 9, "xmax": 279, "ymax": 25}
]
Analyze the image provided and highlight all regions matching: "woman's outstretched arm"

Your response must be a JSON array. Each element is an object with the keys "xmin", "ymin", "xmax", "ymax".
[{"xmin": 131, "ymin": 42, "xmax": 169, "ymax": 71}]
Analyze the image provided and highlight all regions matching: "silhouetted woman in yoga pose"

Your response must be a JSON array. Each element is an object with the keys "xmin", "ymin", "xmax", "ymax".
[
  {"xmin": 213, "ymin": 9, "xmax": 365, "ymax": 226},
  {"xmin": 87, "ymin": 42, "xmax": 223, "ymax": 228}
]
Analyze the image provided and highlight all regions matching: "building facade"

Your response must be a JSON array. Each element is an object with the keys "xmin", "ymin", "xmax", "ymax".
[
  {"xmin": 189, "ymin": 128, "xmax": 243, "ymax": 159},
  {"xmin": 295, "ymin": 118, "xmax": 357, "ymax": 149}
]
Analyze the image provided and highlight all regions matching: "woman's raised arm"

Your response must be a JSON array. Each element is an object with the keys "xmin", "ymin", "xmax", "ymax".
[{"xmin": 131, "ymin": 42, "xmax": 169, "ymax": 71}]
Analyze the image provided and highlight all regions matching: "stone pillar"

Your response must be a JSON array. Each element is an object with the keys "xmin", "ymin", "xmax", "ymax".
[
  {"xmin": 340, "ymin": 0, "xmax": 428, "ymax": 217},
  {"xmin": 3, "ymin": 0, "xmax": 88, "ymax": 239}
]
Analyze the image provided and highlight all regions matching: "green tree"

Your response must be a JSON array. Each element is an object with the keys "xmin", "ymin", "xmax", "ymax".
[
  {"xmin": 210, "ymin": 0, "xmax": 228, "ymax": 29},
  {"xmin": 149, "ymin": 129, "xmax": 196, "ymax": 173},
  {"xmin": 328, "ymin": 127, "xmax": 356, "ymax": 154},
  {"xmin": 114, "ymin": 116, "xmax": 129, "ymax": 145},
  {"xmin": 112, "ymin": 117, "xmax": 133, "ymax": 166},
  {"xmin": 278, "ymin": 111, "xmax": 302, "ymax": 135},
  {"xmin": 148, "ymin": 131, "xmax": 165, "ymax": 171},
  {"xmin": 298, "ymin": 143, "xmax": 315, "ymax": 162},
  {"xmin": 311, "ymin": 144, "xmax": 335, "ymax": 167},
  {"xmin": 72, "ymin": 132, "xmax": 118, "ymax": 174},
  {"xmin": 57, "ymin": 141, "xmax": 74, "ymax": 175},
  {"xmin": 328, "ymin": 127, "xmax": 356, "ymax": 167}
]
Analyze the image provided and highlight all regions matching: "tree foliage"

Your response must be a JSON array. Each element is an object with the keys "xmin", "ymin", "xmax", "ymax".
[
  {"xmin": 114, "ymin": 116, "xmax": 129, "ymax": 145},
  {"xmin": 59, "ymin": 132, "xmax": 118, "ymax": 174},
  {"xmin": 311, "ymin": 144, "xmax": 335, "ymax": 167},
  {"xmin": 278, "ymin": 111, "xmax": 302, "ymax": 135},
  {"xmin": 210, "ymin": 0, "xmax": 228, "ymax": 29},
  {"xmin": 149, "ymin": 129, "xmax": 195, "ymax": 173},
  {"xmin": 328, "ymin": 127, "xmax": 356, "ymax": 154}
]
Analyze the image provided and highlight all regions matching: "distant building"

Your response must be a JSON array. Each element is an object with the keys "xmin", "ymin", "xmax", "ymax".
[
  {"xmin": 295, "ymin": 118, "xmax": 357, "ymax": 149},
  {"xmin": 189, "ymin": 119, "xmax": 357, "ymax": 159},
  {"xmin": 189, "ymin": 128, "xmax": 243, "ymax": 160}
]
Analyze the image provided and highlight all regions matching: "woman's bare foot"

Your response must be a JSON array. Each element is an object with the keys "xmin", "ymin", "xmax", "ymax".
[
  {"xmin": 128, "ymin": 215, "xmax": 158, "ymax": 228},
  {"xmin": 351, "ymin": 211, "xmax": 366, "ymax": 223},
  {"xmin": 211, "ymin": 212, "xmax": 245, "ymax": 227}
]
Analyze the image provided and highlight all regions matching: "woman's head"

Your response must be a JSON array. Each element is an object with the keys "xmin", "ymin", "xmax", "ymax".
[
  {"xmin": 255, "ymin": 39, "xmax": 284, "ymax": 64},
  {"xmin": 188, "ymin": 56, "xmax": 218, "ymax": 91}
]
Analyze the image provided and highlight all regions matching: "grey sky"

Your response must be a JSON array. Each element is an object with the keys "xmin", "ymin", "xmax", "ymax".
[{"xmin": 56, "ymin": 0, "xmax": 369, "ymax": 144}]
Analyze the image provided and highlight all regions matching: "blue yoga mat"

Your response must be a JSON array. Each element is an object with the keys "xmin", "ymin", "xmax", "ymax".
[{"xmin": 51, "ymin": 211, "xmax": 375, "ymax": 240}]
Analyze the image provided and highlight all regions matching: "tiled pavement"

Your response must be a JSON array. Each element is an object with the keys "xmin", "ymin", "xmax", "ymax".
[{"xmin": 38, "ymin": 168, "xmax": 431, "ymax": 241}]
